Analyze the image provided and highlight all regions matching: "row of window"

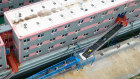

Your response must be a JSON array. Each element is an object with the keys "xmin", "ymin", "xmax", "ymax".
[
  {"xmin": 48, "ymin": 41, "xmax": 66, "ymax": 50},
  {"xmin": 24, "ymin": 33, "xmax": 44, "ymax": 43},
  {"xmin": 23, "ymin": 50, "xmax": 41, "ymax": 59},
  {"xmin": 24, "ymin": 23, "xmax": 109, "ymax": 44},
  {"xmin": 23, "ymin": 32, "xmax": 90, "ymax": 51}
]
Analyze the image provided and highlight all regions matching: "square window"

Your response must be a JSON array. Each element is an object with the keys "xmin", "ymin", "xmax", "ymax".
[
  {"xmin": 65, "ymin": 24, "xmax": 70, "ymax": 28},
  {"xmin": 19, "ymin": 3, "xmax": 24, "ymax": 6},
  {"xmin": 38, "ymin": 35, "xmax": 41, "ymax": 37},
  {"xmin": 41, "ymin": 33, "xmax": 44, "ymax": 37},
  {"xmin": 24, "ymin": 48, "xmax": 26, "ymax": 50},
  {"xmin": 50, "ymin": 38, "xmax": 55, "ymax": 41},
  {"xmin": 24, "ymin": 55, "xmax": 29, "ymax": 58},
  {"xmin": 91, "ymin": 16, "xmax": 95, "ymax": 20},
  {"xmin": 55, "ymin": 29, "xmax": 57, "ymax": 32},
  {"xmin": 52, "ymin": 30, "xmax": 54, "ymax": 33},
  {"xmin": 24, "ymin": 47, "xmax": 29, "ymax": 50},
  {"xmin": 51, "ymin": 29, "xmax": 57, "ymax": 33},
  {"xmin": 84, "ymin": 33, "xmax": 88, "ymax": 36},
  {"xmin": 60, "ymin": 41, "xmax": 66, "ymax": 44},
  {"xmin": 135, "ymin": 15, "xmax": 138, "ymax": 17},
  {"xmin": 37, "ymin": 42, "xmax": 42, "ymax": 46},
  {"xmin": 62, "ymin": 33, "xmax": 68, "ymax": 37},
  {"xmin": 102, "ymin": 11, "xmax": 107, "ymax": 15},
  {"xmin": 75, "ymin": 29, "xmax": 80, "ymax": 32},
  {"xmin": 36, "ymin": 50, "xmax": 41, "ymax": 54},
  {"xmin": 27, "ymin": 47, "xmax": 29, "ymax": 50},
  {"xmin": 50, "ymin": 39, "xmax": 52, "ymax": 41},
  {"xmin": 37, "ymin": 43, "xmax": 39, "ymax": 46},
  {"xmin": 72, "ymin": 38, "xmax": 75, "ymax": 40},
  {"xmin": 39, "ymin": 50, "xmax": 41, "ymax": 52},
  {"xmin": 9, "ymin": 5, "xmax": 14, "ymax": 9},
  {"xmin": 36, "ymin": 51, "xmax": 39, "ymax": 53},
  {"xmin": 24, "ymin": 40, "xmax": 26, "ymax": 42},
  {"xmin": 29, "ymin": 0, "xmax": 34, "ymax": 3},
  {"xmin": 114, "ymin": 8, "xmax": 119, "ymax": 11},
  {"xmin": 65, "ymin": 33, "xmax": 68, "ymax": 36},
  {"xmin": 48, "ymin": 46, "xmax": 53, "ymax": 49},
  {"xmin": 62, "ymin": 34, "xmax": 65, "ymax": 37},
  {"xmin": 63, "ymin": 41, "xmax": 66, "ymax": 44},
  {"xmin": 72, "ymin": 37, "xmax": 78, "ymax": 41},
  {"xmin": 27, "ymin": 38, "xmax": 30, "ymax": 42},
  {"xmin": 78, "ymin": 20, "xmax": 84, "ymax": 24}
]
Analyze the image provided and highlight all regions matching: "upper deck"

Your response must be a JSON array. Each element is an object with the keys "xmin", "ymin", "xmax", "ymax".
[{"xmin": 4, "ymin": 0, "xmax": 132, "ymax": 38}]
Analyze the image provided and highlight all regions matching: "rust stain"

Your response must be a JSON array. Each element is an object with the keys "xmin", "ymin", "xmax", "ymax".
[
  {"xmin": 25, "ymin": 14, "xmax": 37, "ymax": 20},
  {"xmin": 38, "ymin": 10, "xmax": 52, "ymax": 17},
  {"xmin": 83, "ymin": 0, "xmax": 87, "ymax": 2},
  {"xmin": 13, "ymin": 19, "xmax": 24, "ymax": 25},
  {"xmin": 12, "ymin": 1, "xmax": 86, "ymax": 25}
]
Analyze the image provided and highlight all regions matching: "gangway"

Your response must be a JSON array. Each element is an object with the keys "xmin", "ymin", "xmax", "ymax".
[
  {"xmin": 26, "ymin": 56, "xmax": 79, "ymax": 79},
  {"xmin": 82, "ymin": 14, "xmax": 128, "ymax": 58},
  {"xmin": 26, "ymin": 54, "xmax": 96, "ymax": 79}
]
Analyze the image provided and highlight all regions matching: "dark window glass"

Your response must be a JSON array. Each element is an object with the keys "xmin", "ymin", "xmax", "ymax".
[
  {"xmin": 24, "ymin": 40, "xmax": 26, "ymax": 42},
  {"xmin": 29, "ymin": 0, "xmax": 34, "ymax": 3},
  {"xmin": 78, "ymin": 20, "xmax": 84, "ymax": 24},
  {"xmin": 39, "ymin": 50, "xmax": 41, "ymax": 52},
  {"xmin": 0, "ymin": 65, "xmax": 2, "ymax": 67},
  {"xmin": 41, "ymin": 33, "xmax": 44, "ymax": 37},
  {"xmin": 24, "ymin": 55, "xmax": 29, "ymax": 58},
  {"xmin": 65, "ymin": 24, "xmax": 70, "ymax": 28},
  {"xmin": 27, "ymin": 38, "xmax": 30, "ymax": 42},
  {"xmin": 38, "ymin": 35, "xmax": 41, "ymax": 37},
  {"xmin": 84, "ymin": 33, "xmax": 88, "ymax": 36},
  {"xmin": 9, "ymin": 5, "xmax": 14, "ymax": 9},
  {"xmin": 24, "ymin": 48, "xmax": 26, "ymax": 50},
  {"xmin": 36, "ymin": 51, "xmax": 38, "ymax": 53},
  {"xmin": 27, "ymin": 47, "xmax": 29, "ymax": 50},
  {"xmin": 19, "ymin": 3, "xmax": 24, "ymax": 6}
]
